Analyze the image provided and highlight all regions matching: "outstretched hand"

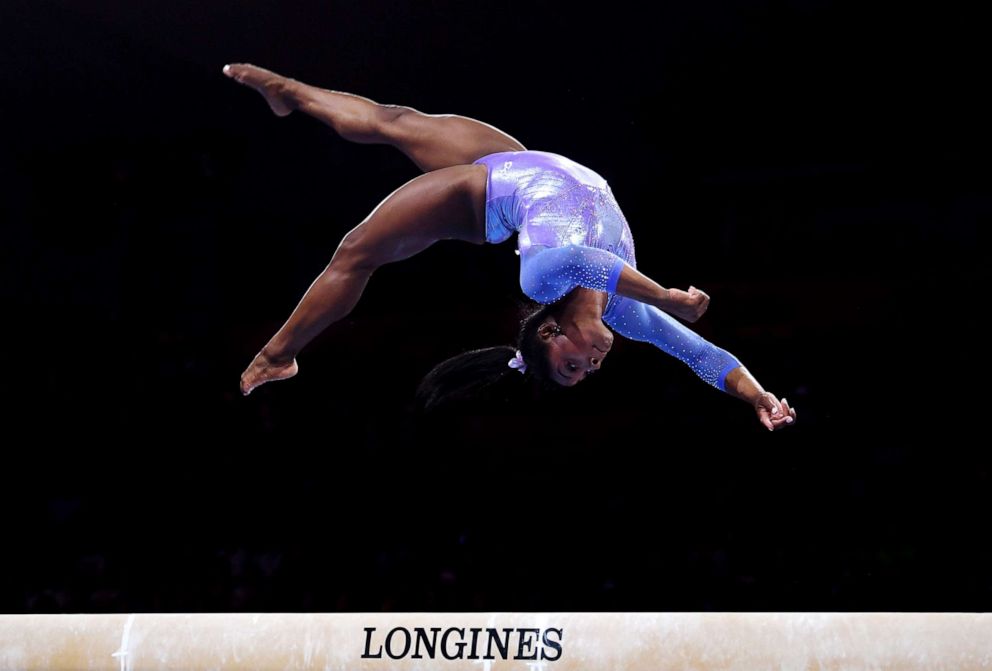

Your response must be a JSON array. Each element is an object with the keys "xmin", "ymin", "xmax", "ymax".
[
  {"xmin": 754, "ymin": 392, "xmax": 797, "ymax": 432},
  {"xmin": 665, "ymin": 285, "xmax": 710, "ymax": 323}
]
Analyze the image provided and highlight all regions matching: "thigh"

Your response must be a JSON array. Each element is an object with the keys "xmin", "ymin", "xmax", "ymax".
[
  {"xmin": 333, "ymin": 163, "xmax": 488, "ymax": 271},
  {"xmin": 383, "ymin": 109, "xmax": 527, "ymax": 172}
]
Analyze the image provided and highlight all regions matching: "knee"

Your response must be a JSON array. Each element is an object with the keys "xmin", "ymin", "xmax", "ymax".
[
  {"xmin": 377, "ymin": 104, "xmax": 420, "ymax": 140},
  {"xmin": 330, "ymin": 230, "xmax": 378, "ymax": 274},
  {"xmin": 378, "ymin": 103, "xmax": 413, "ymax": 120}
]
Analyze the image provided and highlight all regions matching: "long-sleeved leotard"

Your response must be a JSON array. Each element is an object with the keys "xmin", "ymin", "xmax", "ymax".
[{"xmin": 472, "ymin": 150, "xmax": 743, "ymax": 392}]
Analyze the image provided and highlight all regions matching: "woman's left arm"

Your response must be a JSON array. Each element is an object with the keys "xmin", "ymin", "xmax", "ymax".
[
  {"xmin": 613, "ymin": 262, "xmax": 711, "ymax": 323},
  {"xmin": 519, "ymin": 245, "xmax": 708, "ymax": 322},
  {"xmin": 723, "ymin": 366, "xmax": 798, "ymax": 431}
]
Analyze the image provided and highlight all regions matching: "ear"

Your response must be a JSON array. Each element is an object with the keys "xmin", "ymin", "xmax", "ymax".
[{"xmin": 536, "ymin": 320, "xmax": 558, "ymax": 341}]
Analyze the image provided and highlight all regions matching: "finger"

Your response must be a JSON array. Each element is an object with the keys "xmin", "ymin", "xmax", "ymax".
[
  {"xmin": 758, "ymin": 409, "xmax": 775, "ymax": 432},
  {"xmin": 771, "ymin": 405, "xmax": 794, "ymax": 426},
  {"xmin": 769, "ymin": 397, "xmax": 782, "ymax": 418},
  {"xmin": 758, "ymin": 395, "xmax": 777, "ymax": 418},
  {"xmin": 781, "ymin": 397, "xmax": 795, "ymax": 424},
  {"xmin": 758, "ymin": 406, "xmax": 777, "ymax": 431}
]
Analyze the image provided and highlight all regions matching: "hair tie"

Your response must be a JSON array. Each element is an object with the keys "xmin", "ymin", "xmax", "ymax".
[{"xmin": 507, "ymin": 349, "xmax": 527, "ymax": 374}]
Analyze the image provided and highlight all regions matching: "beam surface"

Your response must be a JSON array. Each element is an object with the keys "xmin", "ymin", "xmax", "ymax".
[{"xmin": 1, "ymin": 613, "xmax": 990, "ymax": 670}]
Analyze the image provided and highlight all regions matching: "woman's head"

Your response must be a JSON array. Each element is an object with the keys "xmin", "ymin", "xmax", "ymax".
[
  {"xmin": 531, "ymin": 316, "xmax": 613, "ymax": 387},
  {"xmin": 413, "ymin": 296, "xmax": 613, "ymax": 413}
]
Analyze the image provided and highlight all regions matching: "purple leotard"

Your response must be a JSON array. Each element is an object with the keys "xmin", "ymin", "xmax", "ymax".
[{"xmin": 472, "ymin": 150, "xmax": 743, "ymax": 392}]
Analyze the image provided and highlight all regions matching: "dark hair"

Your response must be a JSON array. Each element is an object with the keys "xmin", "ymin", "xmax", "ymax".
[{"xmin": 413, "ymin": 299, "xmax": 566, "ymax": 413}]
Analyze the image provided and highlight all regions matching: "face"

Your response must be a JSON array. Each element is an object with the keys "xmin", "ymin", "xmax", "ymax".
[{"xmin": 540, "ymin": 319, "xmax": 614, "ymax": 387}]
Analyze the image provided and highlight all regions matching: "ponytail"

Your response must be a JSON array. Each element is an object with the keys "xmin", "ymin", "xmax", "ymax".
[
  {"xmin": 413, "ymin": 298, "xmax": 566, "ymax": 413},
  {"xmin": 413, "ymin": 345, "xmax": 520, "ymax": 413}
]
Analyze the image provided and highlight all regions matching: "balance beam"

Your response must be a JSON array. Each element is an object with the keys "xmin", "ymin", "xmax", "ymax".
[{"xmin": 1, "ymin": 613, "xmax": 990, "ymax": 670}]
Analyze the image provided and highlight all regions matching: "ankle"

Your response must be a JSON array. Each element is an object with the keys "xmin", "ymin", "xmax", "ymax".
[
  {"xmin": 275, "ymin": 78, "xmax": 303, "ymax": 109},
  {"xmin": 261, "ymin": 343, "xmax": 296, "ymax": 365}
]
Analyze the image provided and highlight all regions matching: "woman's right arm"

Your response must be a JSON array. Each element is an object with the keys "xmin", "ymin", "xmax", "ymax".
[
  {"xmin": 723, "ymin": 366, "xmax": 798, "ymax": 431},
  {"xmin": 601, "ymin": 296, "xmax": 743, "ymax": 392},
  {"xmin": 601, "ymin": 297, "xmax": 798, "ymax": 431}
]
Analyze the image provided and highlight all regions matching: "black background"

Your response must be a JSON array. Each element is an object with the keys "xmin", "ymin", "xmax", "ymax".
[{"xmin": 1, "ymin": 0, "xmax": 986, "ymax": 612}]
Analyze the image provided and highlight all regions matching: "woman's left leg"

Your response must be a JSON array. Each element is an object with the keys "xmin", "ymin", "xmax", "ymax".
[
  {"xmin": 223, "ymin": 63, "xmax": 526, "ymax": 172},
  {"xmin": 239, "ymin": 162, "xmax": 486, "ymax": 395}
]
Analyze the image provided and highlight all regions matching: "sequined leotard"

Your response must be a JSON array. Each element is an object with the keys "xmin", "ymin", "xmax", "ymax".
[{"xmin": 472, "ymin": 150, "xmax": 743, "ymax": 392}]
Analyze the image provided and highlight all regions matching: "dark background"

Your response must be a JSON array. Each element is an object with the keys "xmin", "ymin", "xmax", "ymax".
[{"xmin": 1, "ymin": 0, "xmax": 986, "ymax": 612}]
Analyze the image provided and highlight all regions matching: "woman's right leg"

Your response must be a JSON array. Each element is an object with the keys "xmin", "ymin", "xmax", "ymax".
[
  {"xmin": 223, "ymin": 63, "xmax": 526, "ymax": 172},
  {"xmin": 238, "ymin": 162, "xmax": 486, "ymax": 395}
]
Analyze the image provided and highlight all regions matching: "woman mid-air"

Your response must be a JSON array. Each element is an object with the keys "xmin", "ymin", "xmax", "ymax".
[{"xmin": 225, "ymin": 63, "xmax": 797, "ymax": 432}]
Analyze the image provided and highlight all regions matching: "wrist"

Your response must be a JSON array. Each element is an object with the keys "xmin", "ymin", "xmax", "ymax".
[
  {"xmin": 724, "ymin": 366, "xmax": 763, "ymax": 404},
  {"xmin": 654, "ymin": 287, "xmax": 674, "ymax": 309}
]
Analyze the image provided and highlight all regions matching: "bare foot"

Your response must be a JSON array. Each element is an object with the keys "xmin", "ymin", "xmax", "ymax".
[
  {"xmin": 240, "ymin": 349, "xmax": 299, "ymax": 395},
  {"xmin": 222, "ymin": 63, "xmax": 297, "ymax": 117}
]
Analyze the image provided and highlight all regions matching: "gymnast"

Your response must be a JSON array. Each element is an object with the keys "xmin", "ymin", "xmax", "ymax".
[{"xmin": 224, "ymin": 63, "xmax": 797, "ymax": 431}]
